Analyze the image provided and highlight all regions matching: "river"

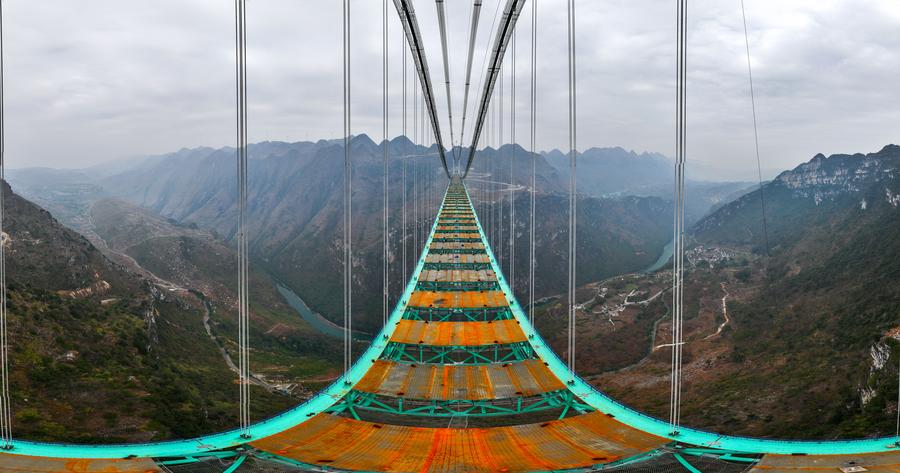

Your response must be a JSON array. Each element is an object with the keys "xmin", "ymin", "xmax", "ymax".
[
  {"xmin": 275, "ymin": 283, "xmax": 371, "ymax": 341},
  {"xmin": 642, "ymin": 238, "xmax": 674, "ymax": 273}
]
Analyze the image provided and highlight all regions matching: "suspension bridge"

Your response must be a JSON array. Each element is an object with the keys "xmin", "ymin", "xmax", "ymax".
[{"xmin": 0, "ymin": 0, "xmax": 899, "ymax": 472}]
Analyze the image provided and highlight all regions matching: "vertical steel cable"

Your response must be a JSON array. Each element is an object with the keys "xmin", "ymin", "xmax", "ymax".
[
  {"xmin": 566, "ymin": 0, "xmax": 577, "ymax": 375},
  {"xmin": 528, "ymin": 0, "xmax": 537, "ymax": 325},
  {"xmin": 342, "ymin": 0, "xmax": 353, "ymax": 376},
  {"xmin": 740, "ymin": 0, "xmax": 770, "ymax": 260},
  {"xmin": 498, "ymin": 64, "xmax": 504, "ymax": 267},
  {"xmin": 382, "ymin": 0, "xmax": 390, "ymax": 327},
  {"xmin": 509, "ymin": 30, "xmax": 516, "ymax": 293},
  {"xmin": 403, "ymin": 159, "xmax": 408, "ymax": 281},
  {"xmin": 414, "ymin": 156, "xmax": 419, "ymax": 261},
  {"xmin": 402, "ymin": 31, "xmax": 408, "ymax": 285},
  {"xmin": 234, "ymin": 0, "xmax": 251, "ymax": 438},
  {"xmin": 0, "ymin": 0, "xmax": 11, "ymax": 449},
  {"xmin": 670, "ymin": 0, "xmax": 688, "ymax": 435}
]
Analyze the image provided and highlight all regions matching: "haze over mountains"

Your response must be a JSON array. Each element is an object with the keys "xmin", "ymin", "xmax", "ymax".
[
  {"xmin": 10, "ymin": 136, "xmax": 697, "ymax": 332},
  {"xmin": 6, "ymin": 136, "xmax": 899, "ymax": 441}
]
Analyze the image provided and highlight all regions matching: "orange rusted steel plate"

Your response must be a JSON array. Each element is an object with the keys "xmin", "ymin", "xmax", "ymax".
[
  {"xmin": 0, "ymin": 454, "xmax": 161, "ymax": 473},
  {"xmin": 428, "ymin": 242, "xmax": 485, "ymax": 250},
  {"xmin": 425, "ymin": 253, "xmax": 491, "ymax": 264},
  {"xmin": 436, "ymin": 226, "xmax": 479, "ymax": 231},
  {"xmin": 433, "ymin": 233, "xmax": 481, "ymax": 239},
  {"xmin": 251, "ymin": 411, "xmax": 666, "ymax": 473},
  {"xmin": 407, "ymin": 291, "xmax": 507, "ymax": 309},
  {"xmin": 390, "ymin": 319, "xmax": 526, "ymax": 346},
  {"xmin": 751, "ymin": 452, "xmax": 900, "ymax": 473},
  {"xmin": 354, "ymin": 359, "xmax": 565, "ymax": 400},
  {"xmin": 418, "ymin": 269, "xmax": 496, "ymax": 282}
]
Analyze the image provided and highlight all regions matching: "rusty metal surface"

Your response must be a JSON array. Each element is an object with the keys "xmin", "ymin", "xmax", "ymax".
[
  {"xmin": 436, "ymin": 226, "xmax": 479, "ymax": 231},
  {"xmin": 251, "ymin": 411, "xmax": 666, "ymax": 473},
  {"xmin": 432, "ymin": 232, "xmax": 481, "ymax": 239},
  {"xmin": 428, "ymin": 242, "xmax": 484, "ymax": 250},
  {"xmin": 390, "ymin": 319, "xmax": 526, "ymax": 346},
  {"xmin": 418, "ymin": 269, "xmax": 496, "ymax": 282},
  {"xmin": 751, "ymin": 452, "xmax": 900, "ymax": 473},
  {"xmin": 407, "ymin": 290, "xmax": 507, "ymax": 309},
  {"xmin": 354, "ymin": 359, "xmax": 564, "ymax": 400},
  {"xmin": 425, "ymin": 253, "xmax": 491, "ymax": 264},
  {"xmin": 0, "ymin": 454, "xmax": 161, "ymax": 472}
]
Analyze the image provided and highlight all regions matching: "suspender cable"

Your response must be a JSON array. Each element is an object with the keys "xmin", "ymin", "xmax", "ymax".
[
  {"xmin": 342, "ymin": 0, "xmax": 353, "ymax": 376},
  {"xmin": 740, "ymin": 0, "xmax": 770, "ymax": 260},
  {"xmin": 403, "ymin": 160, "xmax": 408, "ymax": 281},
  {"xmin": 382, "ymin": 0, "xmax": 390, "ymax": 327},
  {"xmin": 434, "ymin": 0, "xmax": 457, "ymax": 169},
  {"xmin": 402, "ymin": 30, "xmax": 409, "ymax": 286},
  {"xmin": 670, "ymin": 0, "xmax": 688, "ymax": 435},
  {"xmin": 460, "ymin": 0, "xmax": 483, "ymax": 168},
  {"xmin": 565, "ymin": 0, "xmax": 577, "ymax": 376},
  {"xmin": 498, "ymin": 66, "xmax": 504, "ymax": 268},
  {"xmin": 233, "ymin": 0, "xmax": 251, "ymax": 438},
  {"xmin": 0, "ymin": 0, "xmax": 12, "ymax": 449},
  {"xmin": 414, "ymin": 158, "xmax": 419, "ymax": 259},
  {"xmin": 528, "ymin": 0, "xmax": 537, "ymax": 325},
  {"xmin": 509, "ymin": 30, "xmax": 516, "ymax": 292}
]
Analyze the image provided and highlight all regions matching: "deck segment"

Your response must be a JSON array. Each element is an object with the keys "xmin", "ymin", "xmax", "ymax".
[
  {"xmin": 354, "ymin": 359, "xmax": 564, "ymax": 400},
  {"xmin": 250, "ymin": 412, "xmax": 667, "ymax": 473},
  {"xmin": 390, "ymin": 319, "xmax": 527, "ymax": 346}
]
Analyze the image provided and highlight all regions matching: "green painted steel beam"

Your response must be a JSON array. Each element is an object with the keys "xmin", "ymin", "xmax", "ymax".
[
  {"xmin": 422, "ymin": 262, "xmax": 494, "ymax": 271},
  {"xmin": 415, "ymin": 280, "xmax": 500, "ymax": 291},
  {"xmin": 403, "ymin": 306, "xmax": 512, "ymax": 321}
]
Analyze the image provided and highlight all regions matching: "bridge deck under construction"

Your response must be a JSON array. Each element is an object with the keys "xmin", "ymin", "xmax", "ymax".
[{"xmin": 0, "ymin": 179, "xmax": 897, "ymax": 472}]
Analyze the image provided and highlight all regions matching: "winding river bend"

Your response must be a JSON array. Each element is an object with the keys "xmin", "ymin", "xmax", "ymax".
[{"xmin": 276, "ymin": 283, "xmax": 371, "ymax": 341}]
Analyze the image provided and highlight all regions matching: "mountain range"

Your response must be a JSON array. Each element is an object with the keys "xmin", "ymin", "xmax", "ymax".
[{"xmin": 556, "ymin": 144, "xmax": 900, "ymax": 439}]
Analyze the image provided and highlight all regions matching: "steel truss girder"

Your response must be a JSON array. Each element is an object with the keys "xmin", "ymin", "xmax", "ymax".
[
  {"xmin": 381, "ymin": 341, "xmax": 536, "ymax": 364},
  {"xmin": 328, "ymin": 389, "xmax": 593, "ymax": 419},
  {"xmin": 422, "ymin": 262, "xmax": 493, "ymax": 270},
  {"xmin": 431, "ymin": 237, "xmax": 482, "ymax": 243},
  {"xmin": 427, "ymin": 248, "xmax": 486, "ymax": 255},
  {"xmin": 403, "ymin": 306, "xmax": 512, "ymax": 322},
  {"xmin": 415, "ymin": 280, "xmax": 500, "ymax": 291}
]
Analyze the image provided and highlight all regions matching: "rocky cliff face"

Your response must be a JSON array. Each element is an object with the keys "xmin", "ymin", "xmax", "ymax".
[
  {"xmin": 773, "ymin": 145, "xmax": 900, "ymax": 203},
  {"xmin": 693, "ymin": 144, "xmax": 900, "ymax": 250}
]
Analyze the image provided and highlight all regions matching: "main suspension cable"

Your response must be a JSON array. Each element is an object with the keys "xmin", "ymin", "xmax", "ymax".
[
  {"xmin": 566, "ymin": 0, "xmax": 577, "ymax": 376},
  {"xmin": 460, "ymin": 1, "xmax": 483, "ymax": 170},
  {"xmin": 342, "ymin": 0, "xmax": 353, "ymax": 376},
  {"xmin": 382, "ymin": 0, "xmax": 390, "ymax": 327},
  {"xmin": 528, "ymin": 0, "xmax": 537, "ymax": 325},
  {"xmin": 740, "ymin": 0, "xmax": 770, "ymax": 260},
  {"xmin": 0, "ymin": 0, "xmax": 12, "ymax": 450},
  {"xmin": 234, "ymin": 0, "xmax": 251, "ymax": 438},
  {"xmin": 434, "ymin": 0, "xmax": 456, "ymax": 168}
]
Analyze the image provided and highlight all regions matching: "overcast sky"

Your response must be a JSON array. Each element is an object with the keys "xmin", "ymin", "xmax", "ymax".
[{"xmin": 4, "ymin": 0, "xmax": 899, "ymax": 178}]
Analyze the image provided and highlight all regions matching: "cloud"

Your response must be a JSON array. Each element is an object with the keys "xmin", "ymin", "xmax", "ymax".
[{"xmin": 3, "ymin": 0, "xmax": 898, "ymax": 176}]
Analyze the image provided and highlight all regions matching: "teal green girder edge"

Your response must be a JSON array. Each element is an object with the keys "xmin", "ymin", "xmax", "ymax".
[
  {"xmin": 3, "ymin": 180, "xmax": 898, "ymax": 459},
  {"xmin": 457, "ymin": 181, "xmax": 900, "ymax": 455},
  {"xmin": 0, "ymin": 185, "xmax": 452, "ymax": 459}
]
